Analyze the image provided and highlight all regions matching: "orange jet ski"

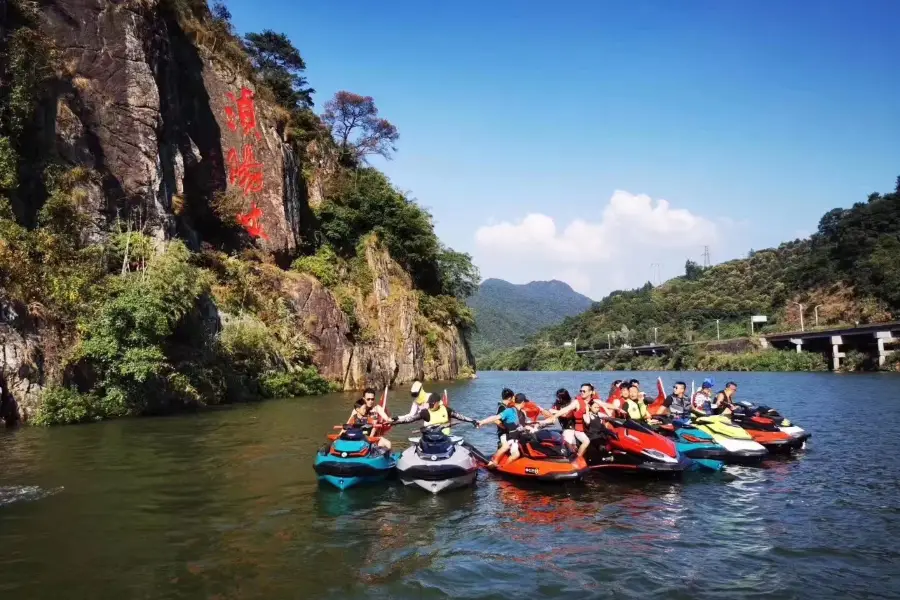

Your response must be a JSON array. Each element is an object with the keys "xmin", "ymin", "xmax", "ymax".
[{"xmin": 492, "ymin": 430, "xmax": 588, "ymax": 482}]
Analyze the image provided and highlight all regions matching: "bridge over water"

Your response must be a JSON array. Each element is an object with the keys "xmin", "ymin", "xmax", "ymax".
[{"xmin": 574, "ymin": 321, "xmax": 900, "ymax": 370}]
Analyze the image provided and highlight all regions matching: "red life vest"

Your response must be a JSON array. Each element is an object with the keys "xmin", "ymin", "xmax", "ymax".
[{"xmin": 573, "ymin": 396, "xmax": 588, "ymax": 432}]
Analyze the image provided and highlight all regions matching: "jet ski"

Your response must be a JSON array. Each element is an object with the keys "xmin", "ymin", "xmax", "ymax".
[
  {"xmin": 313, "ymin": 423, "xmax": 397, "ymax": 490},
  {"xmin": 490, "ymin": 429, "xmax": 588, "ymax": 482},
  {"xmin": 713, "ymin": 414, "xmax": 795, "ymax": 454},
  {"xmin": 654, "ymin": 417, "xmax": 730, "ymax": 461},
  {"xmin": 692, "ymin": 415, "xmax": 769, "ymax": 464},
  {"xmin": 585, "ymin": 419, "xmax": 693, "ymax": 475},
  {"xmin": 733, "ymin": 401, "xmax": 810, "ymax": 448},
  {"xmin": 396, "ymin": 424, "xmax": 478, "ymax": 493}
]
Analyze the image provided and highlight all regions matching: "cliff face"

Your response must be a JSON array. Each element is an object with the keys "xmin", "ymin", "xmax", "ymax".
[
  {"xmin": 267, "ymin": 242, "xmax": 472, "ymax": 390},
  {"xmin": 44, "ymin": 0, "xmax": 303, "ymax": 250},
  {"xmin": 0, "ymin": 0, "xmax": 473, "ymax": 421}
]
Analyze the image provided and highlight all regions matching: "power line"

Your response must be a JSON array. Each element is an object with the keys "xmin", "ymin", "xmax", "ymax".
[
  {"xmin": 650, "ymin": 263, "xmax": 661, "ymax": 285},
  {"xmin": 702, "ymin": 245, "xmax": 711, "ymax": 267}
]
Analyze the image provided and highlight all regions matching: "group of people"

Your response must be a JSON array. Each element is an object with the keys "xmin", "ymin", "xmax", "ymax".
[{"xmin": 341, "ymin": 377, "xmax": 743, "ymax": 464}]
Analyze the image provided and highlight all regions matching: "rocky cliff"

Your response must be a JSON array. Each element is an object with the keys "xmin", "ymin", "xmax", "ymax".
[{"xmin": 0, "ymin": 0, "xmax": 474, "ymax": 423}]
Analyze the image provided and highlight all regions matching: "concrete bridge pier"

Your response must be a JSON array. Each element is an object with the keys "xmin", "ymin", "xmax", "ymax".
[
  {"xmin": 790, "ymin": 338, "xmax": 803, "ymax": 353},
  {"xmin": 876, "ymin": 332, "xmax": 896, "ymax": 367},
  {"xmin": 832, "ymin": 336, "xmax": 845, "ymax": 370}
]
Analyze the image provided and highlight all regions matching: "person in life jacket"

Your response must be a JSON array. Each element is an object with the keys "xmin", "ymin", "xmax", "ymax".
[
  {"xmin": 691, "ymin": 378, "xmax": 715, "ymax": 415},
  {"xmin": 493, "ymin": 388, "xmax": 516, "ymax": 442},
  {"xmin": 346, "ymin": 387, "xmax": 390, "ymax": 428},
  {"xmin": 347, "ymin": 398, "xmax": 393, "ymax": 451},
  {"xmin": 605, "ymin": 382, "xmax": 630, "ymax": 416},
  {"xmin": 400, "ymin": 380, "xmax": 430, "ymax": 418},
  {"xmin": 392, "ymin": 393, "xmax": 478, "ymax": 435},
  {"xmin": 546, "ymin": 388, "xmax": 591, "ymax": 458},
  {"xmin": 521, "ymin": 397, "xmax": 551, "ymax": 422},
  {"xmin": 713, "ymin": 381, "xmax": 738, "ymax": 415},
  {"xmin": 627, "ymin": 379, "xmax": 648, "ymax": 404},
  {"xmin": 663, "ymin": 381, "xmax": 692, "ymax": 419},
  {"xmin": 623, "ymin": 384, "xmax": 658, "ymax": 424},
  {"xmin": 478, "ymin": 393, "xmax": 534, "ymax": 468}
]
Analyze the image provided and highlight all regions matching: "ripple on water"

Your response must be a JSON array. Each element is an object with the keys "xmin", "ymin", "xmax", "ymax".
[{"xmin": 0, "ymin": 485, "xmax": 63, "ymax": 507}]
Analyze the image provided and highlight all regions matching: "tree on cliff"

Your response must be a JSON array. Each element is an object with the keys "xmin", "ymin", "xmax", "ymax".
[
  {"xmin": 437, "ymin": 247, "xmax": 480, "ymax": 299},
  {"xmin": 322, "ymin": 92, "xmax": 399, "ymax": 164},
  {"xmin": 244, "ymin": 30, "xmax": 315, "ymax": 110}
]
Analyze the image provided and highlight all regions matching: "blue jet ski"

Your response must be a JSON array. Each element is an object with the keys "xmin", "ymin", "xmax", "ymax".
[
  {"xmin": 655, "ymin": 417, "xmax": 728, "ymax": 471},
  {"xmin": 313, "ymin": 424, "xmax": 397, "ymax": 490}
]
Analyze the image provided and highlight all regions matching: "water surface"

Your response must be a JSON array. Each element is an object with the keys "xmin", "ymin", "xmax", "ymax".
[{"xmin": 2, "ymin": 371, "xmax": 899, "ymax": 599}]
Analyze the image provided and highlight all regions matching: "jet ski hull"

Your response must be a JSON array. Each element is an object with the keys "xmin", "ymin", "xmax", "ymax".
[
  {"xmin": 494, "ymin": 456, "xmax": 588, "ymax": 481},
  {"xmin": 701, "ymin": 435, "xmax": 768, "ymax": 464},
  {"xmin": 586, "ymin": 420, "xmax": 692, "ymax": 476},
  {"xmin": 676, "ymin": 440, "xmax": 730, "ymax": 461},
  {"xmin": 313, "ymin": 434, "xmax": 397, "ymax": 490},
  {"xmin": 396, "ymin": 432, "xmax": 479, "ymax": 494},
  {"xmin": 400, "ymin": 472, "xmax": 477, "ymax": 493},
  {"xmin": 490, "ymin": 430, "xmax": 588, "ymax": 481}
]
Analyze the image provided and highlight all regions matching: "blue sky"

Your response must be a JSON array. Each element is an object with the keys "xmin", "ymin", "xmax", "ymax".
[{"xmin": 227, "ymin": 0, "xmax": 900, "ymax": 299}]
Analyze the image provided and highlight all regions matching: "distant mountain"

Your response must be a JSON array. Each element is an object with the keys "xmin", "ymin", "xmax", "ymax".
[{"xmin": 468, "ymin": 279, "xmax": 594, "ymax": 357}]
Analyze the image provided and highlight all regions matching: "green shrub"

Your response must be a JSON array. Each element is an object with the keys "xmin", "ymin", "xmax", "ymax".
[
  {"xmin": 259, "ymin": 366, "xmax": 335, "ymax": 398},
  {"xmin": 72, "ymin": 240, "xmax": 212, "ymax": 416},
  {"xmin": 291, "ymin": 244, "xmax": 339, "ymax": 288},
  {"xmin": 218, "ymin": 314, "xmax": 281, "ymax": 373},
  {"xmin": 32, "ymin": 386, "xmax": 115, "ymax": 426}
]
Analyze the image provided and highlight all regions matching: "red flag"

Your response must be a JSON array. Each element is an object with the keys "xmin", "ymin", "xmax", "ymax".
[
  {"xmin": 380, "ymin": 385, "xmax": 389, "ymax": 414},
  {"xmin": 649, "ymin": 376, "xmax": 667, "ymax": 414},
  {"xmin": 442, "ymin": 389, "xmax": 449, "ymax": 407}
]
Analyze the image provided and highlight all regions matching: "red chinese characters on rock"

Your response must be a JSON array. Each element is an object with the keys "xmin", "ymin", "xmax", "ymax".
[
  {"xmin": 224, "ymin": 87, "xmax": 262, "ymax": 140},
  {"xmin": 226, "ymin": 145, "xmax": 264, "ymax": 195},
  {"xmin": 237, "ymin": 202, "xmax": 270, "ymax": 241},
  {"xmin": 223, "ymin": 86, "xmax": 268, "ymax": 241}
]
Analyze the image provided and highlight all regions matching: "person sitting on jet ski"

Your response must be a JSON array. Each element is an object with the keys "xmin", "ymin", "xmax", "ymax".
[
  {"xmin": 584, "ymin": 399, "xmax": 617, "ymax": 437},
  {"xmin": 347, "ymin": 399, "xmax": 393, "ymax": 451},
  {"xmin": 627, "ymin": 379, "xmax": 650, "ymax": 404},
  {"xmin": 391, "ymin": 393, "xmax": 479, "ymax": 436},
  {"xmin": 346, "ymin": 387, "xmax": 391, "ymax": 429},
  {"xmin": 662, "ymin": 381, "xmax": 691, "ymax": 419},
  {"xmin": 545, "ymin": 388, "xmax": 591, "ymax": 458},
  {"xmin": 623, "ymin": 384, "xmax": 659, "ymax": 424},
  {"xmin": 478, "ymin": 393, "xmax": 535, "ymax": 468},
  {"xmin": 713, "ymin": 382, "xmax": 738, "ymax": 415},
  {"xmin": 691, "ymin": 379, "xmax": 715, "ymax": 415}
]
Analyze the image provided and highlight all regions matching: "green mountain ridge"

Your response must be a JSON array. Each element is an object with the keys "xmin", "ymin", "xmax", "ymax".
[
  {"xmin": 480, "ymin": 177, "xmax": 900, "ymax": 372},
  {"xmin": 468, "ymin": 278, "xmax": 593, "ymax": 357}
]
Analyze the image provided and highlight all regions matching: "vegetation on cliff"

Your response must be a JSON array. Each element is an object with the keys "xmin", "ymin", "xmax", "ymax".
[
  {"xmin": 0, "ymin": 0, "xmax": 478, "ymax": 424},
  {"xmin": 480, "ymin": 179, "xmax": 900, "ymax": 373}
]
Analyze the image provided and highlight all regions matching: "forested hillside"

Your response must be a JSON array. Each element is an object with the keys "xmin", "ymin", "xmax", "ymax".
[
  {"xmin": 468, "ymin": 279, "xmax": 592, "ymax": 357},
  {"xmin": 480, "ymin": 178, "xmax": 900, "ymax": 371}
]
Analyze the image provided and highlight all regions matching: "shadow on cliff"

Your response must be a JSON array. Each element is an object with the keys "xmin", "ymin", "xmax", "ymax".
[{"xmin": 154, "ymin": 5, "xmax": 243, "ymax": 250}]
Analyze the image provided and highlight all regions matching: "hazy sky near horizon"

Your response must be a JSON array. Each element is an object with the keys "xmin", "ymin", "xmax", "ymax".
[{"xmin": 227, "ymin": 0, "xmax": 900, "ymax": 299}]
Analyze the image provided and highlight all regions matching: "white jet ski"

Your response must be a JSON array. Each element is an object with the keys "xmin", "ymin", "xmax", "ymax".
[{"xmin": 396, "ymin": 424, "xmax": 478, "ymax": 494}]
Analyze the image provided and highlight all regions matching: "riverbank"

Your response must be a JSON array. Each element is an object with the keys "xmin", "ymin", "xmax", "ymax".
[{"xmin": 477, "ymin": 344, "xmax": 900, "ymax": 373}]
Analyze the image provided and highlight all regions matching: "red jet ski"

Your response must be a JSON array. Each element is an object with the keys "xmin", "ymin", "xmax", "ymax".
[{"xmin": 584, "ymin": 419, "xmax": 692, "ymax": 475}]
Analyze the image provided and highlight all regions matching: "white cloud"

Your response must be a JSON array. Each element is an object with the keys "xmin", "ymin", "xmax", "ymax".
[{"xmin": 473, "ymin": 190, "xmax": 727, "ymax": 298}]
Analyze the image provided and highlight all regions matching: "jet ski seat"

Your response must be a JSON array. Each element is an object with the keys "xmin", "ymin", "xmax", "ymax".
[
  {"xmin": 417, "ymin": 431, "xmax": 455, "ymax": 458},
  {"xmin": 341, "ymin": 428, "xmax": 367, "ymax": 441}
]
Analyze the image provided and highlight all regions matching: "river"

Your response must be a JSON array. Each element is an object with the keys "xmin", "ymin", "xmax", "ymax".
[{"xmin": 1, "ymin": 371, "xmax": 899, "ymax": 599}]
